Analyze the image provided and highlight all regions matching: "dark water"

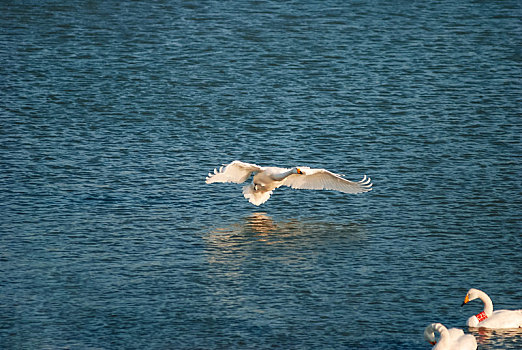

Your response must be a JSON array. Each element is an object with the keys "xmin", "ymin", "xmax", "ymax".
[{"xmin": 1, "ymin": 1, "xmax": 521, "ymax": 349}]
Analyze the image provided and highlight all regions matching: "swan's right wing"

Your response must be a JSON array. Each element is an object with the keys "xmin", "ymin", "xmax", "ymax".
[
  {"xmin": 283, "ymin": 168, "xmax": 372, "ymax": 194},
  {"xmin": 206, "ymin": 160, "xmax": 262, "ymax": 184}
]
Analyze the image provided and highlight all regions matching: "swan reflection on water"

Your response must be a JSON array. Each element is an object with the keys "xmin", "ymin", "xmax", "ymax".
[
  {"xmin": 472, "ymin": 328, "xmax": 522, "ymax": 348},
  {"xmin": 205, "ymin": 212, "xmax": 367, "ymax": 249},
  {"xmin": 204, "ymin": 212, "xmax": 367, "ymax": 267},
  {"xmin": 243, "ymin": 212, "xmax": 279, "ymax": 236},
  {"xmin": 206, "ymin": 212, "xmax": 299, "ymax": 249}
]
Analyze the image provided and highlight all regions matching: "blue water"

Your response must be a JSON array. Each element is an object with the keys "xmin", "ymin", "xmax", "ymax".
[{"xmin": 1, "ymin": 1, "xmax": 521, "ymax": 349}]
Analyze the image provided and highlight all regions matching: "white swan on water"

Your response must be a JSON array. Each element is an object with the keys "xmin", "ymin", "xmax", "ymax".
[
  {"xmin": 205, "ymin": 160, "xmax": 372, "ymax": 206},
  {"xmin": 461, "ymin": 288, "xmax": 522, "ymax": 328},
  {"xmin": 424, "ymin": 323, "xmax": 477, "ymax": 350}
]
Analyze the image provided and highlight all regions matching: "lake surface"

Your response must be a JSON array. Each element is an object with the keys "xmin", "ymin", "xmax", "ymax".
[{"xmin": 1, "ymin": 1, "xmax": 521, "ymax": 349}]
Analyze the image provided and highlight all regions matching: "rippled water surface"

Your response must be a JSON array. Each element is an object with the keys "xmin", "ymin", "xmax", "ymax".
[{"xmin": 1, "ymin": 1, "xmax": 521, "ymax": 349}]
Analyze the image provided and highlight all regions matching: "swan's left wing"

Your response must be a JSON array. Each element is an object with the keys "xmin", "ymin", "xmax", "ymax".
[
  {"xmin": 206, "ymin": 160, "xmax": 263, "ymax": 184},
  {"xmin": 283, "ymin": 168, "xmax": 372, "ymax": 194}
]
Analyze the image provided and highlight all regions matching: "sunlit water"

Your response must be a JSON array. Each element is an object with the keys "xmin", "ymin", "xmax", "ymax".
[{"xmin": 1, "ymin": 1, "xmax": 521, "ymax": 349}]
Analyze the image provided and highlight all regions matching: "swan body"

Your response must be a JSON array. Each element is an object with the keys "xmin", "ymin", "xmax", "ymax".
[
  {"xmin": 424, "ymin": 323, "xmax": 477, "ymax": 350},
  {"xmin": 206, "ymin": 160, "xmax": 372, "ymax": 206},
  {"xmin": 461, "ymin": 288, "xmax": 522, "ymax": 329}
]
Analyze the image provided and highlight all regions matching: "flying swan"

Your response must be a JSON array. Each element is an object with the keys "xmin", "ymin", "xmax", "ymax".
[
  {"xmin": 461, "ymin": 288, "xmax": 522, "ymax": 328},
  {"xmin": 424, "ymin": 323, "xmax": 477, "ymax": 350},
  {"xmin": 205, "ymin": 160, "xmax": 372, "ymax": 206}
]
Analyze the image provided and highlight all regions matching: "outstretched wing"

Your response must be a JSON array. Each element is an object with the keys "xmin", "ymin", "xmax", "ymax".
[
  {"xmin": 206, "ymin": 160, "xmax": 263, "ymax": 184},
  {"xmin": 283, "ymin": 167, "xmax": 372, "ymax": 194}
]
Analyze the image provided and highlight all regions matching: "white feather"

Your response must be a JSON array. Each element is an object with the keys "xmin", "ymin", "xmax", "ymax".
[
  {"xmin": 205, "ymin": 160, "xmax": 262, "ymax": 184},
  {"xmin": 283, "ymin": 168, "xmax": 372, "ymax": 194}
]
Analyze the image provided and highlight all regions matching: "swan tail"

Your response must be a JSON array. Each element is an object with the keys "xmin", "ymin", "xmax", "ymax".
[{"xmin": 242, "ymin": 184, "xmax": 272, "ymax": 206}]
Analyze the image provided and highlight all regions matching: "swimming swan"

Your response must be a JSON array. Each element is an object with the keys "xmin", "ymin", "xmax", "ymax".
[
  {"xmin": 424, "ymin": 323, "xmax": 477, "ymax": 350},
  {"xmin": 205, "ymin": 160, "xmax": 372, "ymax": 206},
  {"xmin": 461, "ymin": 288, "xmax": 522, "ymax": 328}
]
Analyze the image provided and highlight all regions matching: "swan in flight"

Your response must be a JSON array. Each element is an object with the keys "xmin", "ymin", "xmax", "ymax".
[
  {"xmin": 461, "ymin": 288, "xmax": 522, "ymax": 328},
  {"xmin": 205, "ymin": 160, "xmax": 372, "ymax": 206},
  {"xmin": 424, "ymin": 323, "xmax": 477, "ymax": 350}
]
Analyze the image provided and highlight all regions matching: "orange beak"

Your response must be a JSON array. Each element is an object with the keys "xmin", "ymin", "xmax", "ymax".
[
  {"xmin": 296, "ymin": 168, "xmax": 303, "ymax": 174},
  {"xmin": 429, "ymin": 341, "xmax": 437, "ymax": 345},
  {"xmin": 461, "ymin": 294, "xmax": 470, "ymax": 307}
]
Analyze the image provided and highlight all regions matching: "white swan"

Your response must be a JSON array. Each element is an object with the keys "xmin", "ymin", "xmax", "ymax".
[
  {"xmin": 424, "ymin": 323, "xmax": 477, "ymax": 350},
  {"xmin": 205, "ymin": 160, "xmax": 372, "ymax": 206},
  {"xmin": 461, "ymin": 288, "xmax": 522, "ymax": 328}
]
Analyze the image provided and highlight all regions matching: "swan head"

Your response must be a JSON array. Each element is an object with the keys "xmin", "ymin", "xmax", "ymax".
[
  {"xmin": 424, "ymin": 323, "xmax": 451, "ymax": 347},
  {"xmin": 461, "ymin": 288, "xmax": 480, "ymax": 306},
  {"xmin": 423, "ymin": 325, "xmax": 437, "ymax": 345}
]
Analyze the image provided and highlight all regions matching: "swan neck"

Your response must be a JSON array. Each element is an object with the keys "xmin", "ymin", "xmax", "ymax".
[
  {"xmin": 477, "ymin": 290, "xmax": 494, "ymax": 315},
  {"xmin": 272, "ymin": 169, "xmax": 295, "ymax": 181},
  {"xmin": 432, "ymin": 324, "xmax": 450, "ymax": 346}
]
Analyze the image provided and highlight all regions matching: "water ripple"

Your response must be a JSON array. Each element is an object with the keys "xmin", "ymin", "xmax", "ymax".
[{"xmin": 1, "ymin": 1, "xmax": 521, "ymax": 349}]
